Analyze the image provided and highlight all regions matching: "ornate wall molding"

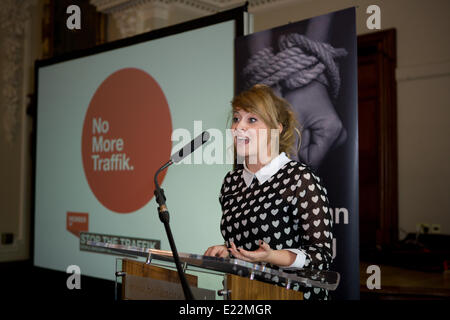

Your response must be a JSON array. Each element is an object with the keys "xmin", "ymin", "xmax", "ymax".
[
  {"xmin": 90, "ymin": 0, "xmax": 300, "ymax": 38},
  {"xmin": 0, "ymin": 0, "xmax": 32, "ymax": 145},
  {"xmin": 92, "ymin": 0, "xmax": 172, "ymax": 38}
]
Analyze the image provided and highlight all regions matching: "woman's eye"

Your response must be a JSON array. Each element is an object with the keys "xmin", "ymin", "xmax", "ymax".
[
  {"xmin": 232, "ymin": 117, "xmax": 239, "ymax": 123},
  {"xmin": 249, "ymin": 117, "xmax": 257, "ymax": 123}
]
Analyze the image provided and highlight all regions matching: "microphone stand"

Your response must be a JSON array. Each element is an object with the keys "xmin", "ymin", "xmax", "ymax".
[{"xmin": 154, "ymin": 160, "xmax": 194, "ymax": 300}]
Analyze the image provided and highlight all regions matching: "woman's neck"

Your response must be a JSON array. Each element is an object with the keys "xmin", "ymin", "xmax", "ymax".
[
  {"xmin": 245, "ymin": 153, "xmax": 279, "ymax": 173},
  {"xmin": 246, "ymin": 161, "xmax": 264, "ymax": 173}
]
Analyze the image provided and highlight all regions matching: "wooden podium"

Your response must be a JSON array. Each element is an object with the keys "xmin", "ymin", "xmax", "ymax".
[
  {"xmin": 86, "ymin": 241, "xmax": 339, "ymax": 300},
  {"xmin": 120, "ymin": 258, "xmax": 303, "ymax": 300},
  {"xmin": 225, "ymin": 274, "xmax": 303, "ymax": 300}
]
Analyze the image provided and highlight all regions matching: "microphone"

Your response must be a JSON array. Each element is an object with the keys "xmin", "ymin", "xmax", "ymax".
[
  {"xmin": 154, "ymin": 131, "xmax": 211, "ymax": 187},
  {"xmin": 152, "ymin": 131, "xmax": 210, "ymax": 301},
  {"xmin": 170, "ymin": 131, "xmax": 210, "ymax": 164}
]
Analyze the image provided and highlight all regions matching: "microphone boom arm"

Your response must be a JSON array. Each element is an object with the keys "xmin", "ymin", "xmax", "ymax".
[
  {"xmin": 153, "ymin": 159, "xmax": 194, "ymax": 300},
  {"xmin": 152, "ymin": 131, "xmax": 210, "ymax": 300}
]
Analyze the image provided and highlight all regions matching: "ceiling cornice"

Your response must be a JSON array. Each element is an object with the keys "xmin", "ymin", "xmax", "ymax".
[{"xmin": 90, "ymin": 0, "xmax": 301, "ymax": 14}]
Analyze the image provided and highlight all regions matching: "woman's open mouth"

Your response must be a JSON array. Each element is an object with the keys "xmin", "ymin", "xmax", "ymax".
[{"xmin": 236, "ymin": 136, "xmax": 250, "ymax": 145}]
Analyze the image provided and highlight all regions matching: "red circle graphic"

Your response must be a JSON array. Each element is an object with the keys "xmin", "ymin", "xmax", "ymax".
[{"xmin": 82, "ymin": 68, "xmax": 172, "ymax": 213}]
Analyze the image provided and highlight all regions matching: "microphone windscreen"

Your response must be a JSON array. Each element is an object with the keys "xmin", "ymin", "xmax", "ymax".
[{"xmin": 171, "ymin": 131, "xmax": 210, "ymax": 163}]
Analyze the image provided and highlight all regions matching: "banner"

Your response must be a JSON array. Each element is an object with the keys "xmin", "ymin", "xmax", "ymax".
[{"xmin": 235, "ymin": 7, "xmax": 359, "ymax": 299}]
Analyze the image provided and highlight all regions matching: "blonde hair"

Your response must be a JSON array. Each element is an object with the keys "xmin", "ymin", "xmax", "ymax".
[{"xmin": 229, "ymin": 84, "xmax": 301, "ymax": 166}]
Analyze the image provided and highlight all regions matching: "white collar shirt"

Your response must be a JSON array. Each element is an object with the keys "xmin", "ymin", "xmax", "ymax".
[{"xmin": 242, "ymin": 152, "xmax": 292, "ymax": 187}]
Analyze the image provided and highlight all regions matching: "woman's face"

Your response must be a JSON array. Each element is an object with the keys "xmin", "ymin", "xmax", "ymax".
[{"xmin": 231, "ymin": 109, "xmax": 273, "ymax": 165}]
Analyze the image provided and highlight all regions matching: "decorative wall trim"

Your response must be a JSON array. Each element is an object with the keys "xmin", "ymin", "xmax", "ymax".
[
  {"xmin": 90, "ymin": 0, "xmax": 300, "ymax": 38},
  {"xmin": 0, "ymin": 0, "xmax": 32, "ymax": 145},
  {"xmin": 396, "ymin": 61, "xmax": 450, "ymax": 82},
  {"xmin": 91, "ymin": 0, "xmax": 299, "ymax": 13},
  {"xmin": 92, "ymin": 0, "xmax": 173, "ymax": 37}
]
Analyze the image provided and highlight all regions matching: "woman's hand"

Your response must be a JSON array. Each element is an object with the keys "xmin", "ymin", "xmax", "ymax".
[
  {"xmin": 228, "ymin": 241, "xmax": 273, "ymax": 263},
  {"xmin": 204, "ymin": 245, "xmax": 230, "ymax": 258},
  {"xmin": 228, "ymin": 241, "xmax": 297, "ymax": 267}
]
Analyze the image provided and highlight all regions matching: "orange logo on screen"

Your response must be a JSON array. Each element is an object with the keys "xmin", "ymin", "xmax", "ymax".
[
  {"xmin": 82, "ymin": 68, "xmax": 172, "ymax": 213},
  {"xmin": 67, "ymin": 212, "xmax": 88, "ymax": 237}
]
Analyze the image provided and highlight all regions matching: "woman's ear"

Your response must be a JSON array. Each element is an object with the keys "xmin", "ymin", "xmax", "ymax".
[{"xmin": 278, "ymin": 123, "xmax": 283, "ymax": 134}]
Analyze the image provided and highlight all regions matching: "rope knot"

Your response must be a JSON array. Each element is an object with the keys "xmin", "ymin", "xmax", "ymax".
[{"xmin": 242, "ymin": 33, "xmax": 348, "ymax": 100}]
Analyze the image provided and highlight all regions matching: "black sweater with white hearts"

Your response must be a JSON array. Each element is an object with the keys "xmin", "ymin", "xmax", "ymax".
[{"xmin": 219, "ymin": 160, "xmax": 334, "ymax": 300}]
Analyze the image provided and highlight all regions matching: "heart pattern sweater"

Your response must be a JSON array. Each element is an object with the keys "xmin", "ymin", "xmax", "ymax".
[{"xmin": 219, "ymin": 160, "xmax": 334, "ymax": 300}]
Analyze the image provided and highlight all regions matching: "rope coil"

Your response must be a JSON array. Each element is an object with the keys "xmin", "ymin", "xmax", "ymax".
[{"xmin": 243, "ymin": 33, "xmax": 348, "ymax": 99}]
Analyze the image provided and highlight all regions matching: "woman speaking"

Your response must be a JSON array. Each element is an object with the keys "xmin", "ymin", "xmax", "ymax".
[{"xmin": 204, "ymin": 84, "xmax": 334, "ymax": 300}]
